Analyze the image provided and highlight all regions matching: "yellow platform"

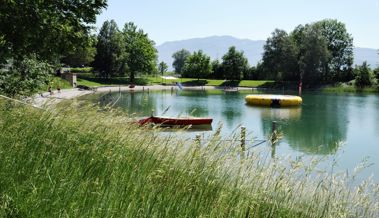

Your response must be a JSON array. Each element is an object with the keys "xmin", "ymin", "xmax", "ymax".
[{"xmin": 245, "ymin": 94, "xmax": 302, "ymax": 107}]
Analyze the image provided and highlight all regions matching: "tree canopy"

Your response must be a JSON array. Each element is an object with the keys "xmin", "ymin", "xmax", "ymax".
[
  {"xmin": 172, "ymin": 49, "xmax": 191, "ymax": 74},
  {"xmin": 123, "ymin": 22, "xmax": 157, "ymax": 82},
  {"xmin": 0, "ymin": 0, "xmax": 107, "ymax": 63},
  {"xmin": 221, "ymin": 46, "xmax": 249, "ymax": 81},
  {"xmin": 182, "ymin": 50, "xmax": 212, "ymax": 80},
  {"xmin": 92, "ymin": 20, "xmax": 125, "ymax": 78},
  {"xmin": 260, "ymin": 19, "xmax": 354, "ymax": 85},
  {"xmin": 158, "ymin": 62, "xmax": 168, "ymax": 75}
]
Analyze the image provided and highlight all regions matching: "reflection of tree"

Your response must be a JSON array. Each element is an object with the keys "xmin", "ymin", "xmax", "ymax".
[
  {"xmin": 221, "ymin": 93, "xmax": 242, "ymax": 128},
  {"xmin": 108, "ymin": 92, "xmax": 157, "ymax": 117},
  {"xmin": 172, "ymin": 91, "xmax": 210, "ymax": 117},
  {"xmin": 260, "ymin": 94, "xmax": 349, "ymax": 155}
]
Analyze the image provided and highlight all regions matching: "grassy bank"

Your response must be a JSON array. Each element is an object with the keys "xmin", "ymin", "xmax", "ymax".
[
  {"xmin": 76, "ymin": 74, "xmax": 273, "ymax": 88},
  {"xmin": 322, "ymin": 84, "xmax": 379, "ymax": 93},
  {"xmin": 0, "ymin": 100, "xmax": 378, "ymax": 217}
]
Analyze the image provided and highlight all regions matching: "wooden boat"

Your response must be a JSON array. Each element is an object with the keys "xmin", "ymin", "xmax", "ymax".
[{"xmin": 138, "ymin": 116, "xmax": 213, "ymax": 126}]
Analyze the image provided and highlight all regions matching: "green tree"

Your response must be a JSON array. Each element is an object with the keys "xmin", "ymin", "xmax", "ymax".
[
  {"xmin": 221, "ymin": 46, "xmax": 249, "ymax": 81},
  {"xmin": 172, "ymin": 49, "xmax": 191, "ymax": 74},
  {"xmin": 355, "ymin": 62, "xmax": 373, "ymax": 88},
  {"xmin": 182, "ymin": 50, "xmax": 211, "ymax": 80},
  {"xmin": 123, "ymin": 22, "xmax": 157, "ymax": 83},
  {"xmin": 62, "ymin": 35, "xmax": 97, "ymax": 67},
  {"xmin": 158, "ymin": 61, "xmax": 168, "ymax": 75},
  {"xmin": 93, "ymin": 20, "xmax": 125, "ymax": 78},
  {"xmin": 297, "ymin": 24, "xmax": 331, "ymax": 84},
  {"xmin": 210, "ymin": 59, "xmax": 223, "ymax": 79},
  {"xmin": 261, "ymin": 29, "xmax": 299, "ymax": 81},
  {"xmin": 374, "ymin": 67, "xmax": 379, "ymax": 80},
  {"xmin": 315, "ymin": 19, "xmax": 354, "ymax": 82},
  {"xmin": 0, "ymin": 55, "xmax": 52, "ymax": 97},
  {"xmin": 0, "ymin": 0, "xmax": 107, "ymax": 62}
]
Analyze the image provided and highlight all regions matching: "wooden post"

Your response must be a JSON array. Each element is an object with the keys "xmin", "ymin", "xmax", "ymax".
[
  {"xmin": 271, "ymin": 121, "xmax": 278, "ymax": 145},
  {"xmin": 240, "ymin": 126, "xmax": 246, "ymax": 151},
  {"xmin": 272, "ymin": 121, "xmax": 277, "ymax": 133},
  {"xmin": 195, "ymin": 134, "xmax": 201, "ymax": 147}
]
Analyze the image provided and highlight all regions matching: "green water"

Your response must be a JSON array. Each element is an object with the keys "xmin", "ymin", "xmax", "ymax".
[{"xmin": 88, "ymin": 89, "xmax": 379, "ymax": 181}]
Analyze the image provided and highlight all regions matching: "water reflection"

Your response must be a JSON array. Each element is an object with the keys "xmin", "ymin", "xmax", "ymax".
[{"xmin": 282, "ymin": 94, "xmax": 348, "ymax": 155}]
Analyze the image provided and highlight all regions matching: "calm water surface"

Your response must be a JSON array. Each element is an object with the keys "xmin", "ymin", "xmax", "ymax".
[{"xmin": 86, "ymin": 90, "xmax": 379, "ymax": 181}]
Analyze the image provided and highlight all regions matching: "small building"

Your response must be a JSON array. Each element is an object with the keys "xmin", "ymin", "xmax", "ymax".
[{"xmin": 61, "ymin": 72, "xmax": 77, "ymax": 87}]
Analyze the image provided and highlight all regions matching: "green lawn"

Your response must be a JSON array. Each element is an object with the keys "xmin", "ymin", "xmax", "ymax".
[{"xmin": 74, "ymin": 74, "xmax": 274, "ymax": 88}]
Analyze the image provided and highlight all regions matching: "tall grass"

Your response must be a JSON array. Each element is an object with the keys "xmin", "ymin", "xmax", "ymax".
[{"xmin": 0, "ymin": 100, "xmax": 378, "ymax": 217}]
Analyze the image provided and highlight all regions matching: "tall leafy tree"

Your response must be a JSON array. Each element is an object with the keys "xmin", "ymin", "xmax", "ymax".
[
  {"xmin": 211, "ymin": 59, "xmax": 223, "ymax": 79},
  {"xmin": 221, "ymin": 46, "xmax": 249, "ymax": 81},
  {"xmin": 182, "ymin": 50, "xmax": 211, "ymax": 80},
  {"xmin": 261, "ymin": 29, "xmax": 298, "ymax": 81},
  {"xmin": 315, "ymin": 19, "xmax": 354, "ymax": 82},
  {"xmin": 0, "ymin": 0, "xmax": 107, "ymax": 62},
  {"xmin": 297, "ymin": 24, "xmax": 331, "ymax": 84},
  {"xmin": 172, "ymin": 49, "xmax": 190, "ymax": 74},
  {"xmin": 158, "ymin": 61, "xmax": 168, "ymax": 75},
  {"xmin": 62, "ymin": 35, "xmax": 97, "ymax": 67},
  {"xmin": 93, "ymin": 20, "xmax": 125, "ymax": 78},
  {"xmin": 123, "ymin": 22, "xmax": 157, "ymax": 82}
]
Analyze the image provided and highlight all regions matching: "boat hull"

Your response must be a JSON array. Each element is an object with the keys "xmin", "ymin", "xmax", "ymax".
[{"xmin": 138, "ymin": 116, "xmax": 213, "ymax": 126}]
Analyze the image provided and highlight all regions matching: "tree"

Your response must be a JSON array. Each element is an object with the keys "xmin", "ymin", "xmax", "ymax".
[
  {"xmin": 182, "ymin": 50, "xmax": 211, "ymax": 80},
  {"xmin": 221, "ymin": 46, "xmax": 249, "ymax": 81},
  {"xmin": 315, "ymin": 19, "xmax": 354, "ymax": 82},
  {"xmin": 210, "ymin": 59, "xmax": 223, "ymax": 79},
  {"xmin": 92, "ymin": 20, "xmax": 125, "ymax": 78},
  {"xmin": 0, "ymin": 55, "xmax": 52, "ymax": 97},
  {"xmin": 62, "ymin": 35, "xmax": 97, "ymax": 67},
  {"xmin": 172, "ymin": 49, "xmax": 191, "ymax": 74},
  {"xmin": 355, "ymin": 62, "xmax": 373, "ymax": 88},
  {"xmin": 374, "ymin": 67, "xmax": 379, "ymax": 80},
  {"xmin": 261, "ymin": 29, "xmax": 298, "ymax": 81},
  {"xmin": 0, "ymin": 0, "xmax": 107, "ymax": 63},
  {"xmin": 297, "ymin": 24, "xmax": 331, "ymax": 84},
  {"xmin": 158, "ymin": 61, "xmax": 168, "ymax": 75},
  {"xmin": 123, "ymin": 22, "xmax": 157, "ymax": 82}
]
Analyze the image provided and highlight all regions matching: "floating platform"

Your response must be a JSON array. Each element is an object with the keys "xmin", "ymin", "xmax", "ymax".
[{"xmin": 245, "ymin": 94, "xmax": 302, "ymax": 107}]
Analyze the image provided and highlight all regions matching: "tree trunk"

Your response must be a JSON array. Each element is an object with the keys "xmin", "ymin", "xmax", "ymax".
[{"xmin": 130, "ymin": 71, "xmax": 135, "ymax": 83}]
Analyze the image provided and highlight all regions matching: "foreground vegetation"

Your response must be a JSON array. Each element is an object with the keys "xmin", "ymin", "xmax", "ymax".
[{"xmin": 0, "ymin": 100, "xmax": 378, "ymax": 217}]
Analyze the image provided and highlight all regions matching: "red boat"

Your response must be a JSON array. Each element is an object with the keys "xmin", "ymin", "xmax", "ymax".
[{"xmin": 138, "ymin": 116, "xmax": 213, "ymax": 126}]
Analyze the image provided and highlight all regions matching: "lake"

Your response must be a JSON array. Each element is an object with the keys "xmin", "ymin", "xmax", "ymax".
[{"xmin": 85, "ymin": 89, "xmax": 379, "ymax": 181}]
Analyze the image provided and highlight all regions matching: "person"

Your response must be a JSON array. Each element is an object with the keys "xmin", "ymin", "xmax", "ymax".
[
  {"xmin": 48, "ymin": 85, "xmax": 52, "ymax": 95},
  {"xmin": 57, "ymin": 85, "xmax": 61, "ymax": 93}
]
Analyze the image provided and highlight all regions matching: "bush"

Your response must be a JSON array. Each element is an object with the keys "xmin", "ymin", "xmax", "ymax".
[
  {"xmin": 0, "ymin": 55, "xmax": 52, "ymax": 97},
  {"xmin": 374, "ymin": 67, "xmax": 379, "ymax": 80},
  {"xmin": 354, "ymin": 62, "xmax": 373, "ymax": 88}
]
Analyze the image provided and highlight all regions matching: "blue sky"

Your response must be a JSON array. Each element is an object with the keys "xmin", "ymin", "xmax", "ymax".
[{"xmin": 96, "ymin": 0, "xmax": 379, "ymax": 48}]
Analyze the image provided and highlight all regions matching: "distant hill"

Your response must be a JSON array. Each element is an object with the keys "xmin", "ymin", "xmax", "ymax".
[{"xmin": 156, "ymin": 35, "xmax": 378, "ymax": 70}]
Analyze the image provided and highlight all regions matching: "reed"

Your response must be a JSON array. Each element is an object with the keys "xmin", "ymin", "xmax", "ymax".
[{"xmin": 0, "ymin": 100, "xmax": 378, "ymax": 217}]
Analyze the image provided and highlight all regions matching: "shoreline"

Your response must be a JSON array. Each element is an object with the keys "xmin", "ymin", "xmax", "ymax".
[{"xmin": 31, "ymin": 85, "xmax": 258, "ymax": 107}]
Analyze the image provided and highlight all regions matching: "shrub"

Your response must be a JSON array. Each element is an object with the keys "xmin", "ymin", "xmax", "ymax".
[
  {"xmin": 0, "ymin": 55, "xmax": 52, "ymax": 97},
  {"xmin": 354, "ymin": 62, "xmax": 373, "ymax": 88}
]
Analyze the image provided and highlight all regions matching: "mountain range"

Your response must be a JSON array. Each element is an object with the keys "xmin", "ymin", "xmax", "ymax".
[{"xmin": 156, "ymin": 35, "xmax": 378, "ymax": 70}]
